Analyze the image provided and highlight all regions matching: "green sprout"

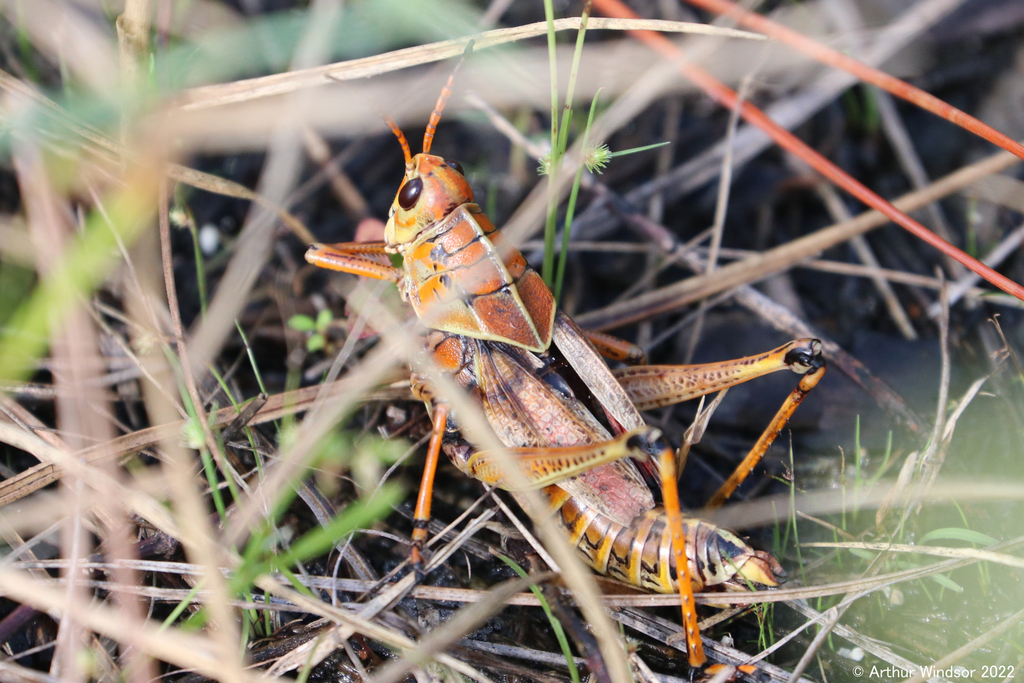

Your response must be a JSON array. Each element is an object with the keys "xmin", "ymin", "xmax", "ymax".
[{"xmin": 287, "ymin": 308, "xmax": 334, "ymax": 352}]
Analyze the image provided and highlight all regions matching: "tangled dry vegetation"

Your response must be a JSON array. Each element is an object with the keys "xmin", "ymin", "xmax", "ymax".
[{"xmin": 1, "ymin": 1, "xmax": 1023, "ymax": 682}]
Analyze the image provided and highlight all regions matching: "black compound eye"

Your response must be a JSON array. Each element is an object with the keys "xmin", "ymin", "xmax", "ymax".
[
  {"xmin": 397, "ymin": 177, "xmax": 423, "ymax": 211},
  {"xmin": 446, "ymin": 160, "xmax": 464, "ymax": 175}
]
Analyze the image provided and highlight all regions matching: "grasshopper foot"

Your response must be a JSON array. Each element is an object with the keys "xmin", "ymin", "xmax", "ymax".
[
  {"xmin": 410, "ymin": 522, "xmax": 430, "ymax": 579},
  {"xmin": 624, "ymin": 427, "xmax": 670, "ymax": 460},
  {"xmin": 783, "ymin": 339, "xmax": 824, "ymax": 374},
  {"xmin": 699, "ymin": 664, "xmax": 772, "ymax": 683},
  {"xmin": 410, "ymin": 545, "xmax": 428, "ymax": 579}
]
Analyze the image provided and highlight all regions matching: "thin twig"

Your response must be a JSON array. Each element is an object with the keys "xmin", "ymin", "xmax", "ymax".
[
  {"xmin": 576, "ymin": 149, "xmax": 1021, "ymax": 331},
  {"xmin": 809, "ymin": 174, "xmax": 917, "ymax": 340},
  {"xmin": 683, "ymin": 74, "xmax": 754, "ymax": 363},
  {"xmin": 927, "ymin": 222, "xmax": 1024, "ymax": 317}
]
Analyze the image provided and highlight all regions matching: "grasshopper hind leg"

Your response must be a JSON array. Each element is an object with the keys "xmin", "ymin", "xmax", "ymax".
[
  {"xmin": 708, "ymin": 341, "xmax": 825, "ymax": 508},
  {"xmin": 611, "ymin": 338, "xmax": 826, "ymax": 507},
  {"xmin": 609, "ymin": 339, "xmax": 823, "ymax": 665}
]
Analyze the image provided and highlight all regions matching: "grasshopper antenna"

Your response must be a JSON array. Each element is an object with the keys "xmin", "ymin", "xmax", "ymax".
[
  {"xmin": 384, "ymin": 115, "xmax": 415, "ymax": 174},
  {"xmin": 423, "ymin": 39, "xmax": 474, "ymax": 155}
]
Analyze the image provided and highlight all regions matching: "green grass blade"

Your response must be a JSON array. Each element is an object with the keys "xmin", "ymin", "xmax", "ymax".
[
  {"xmin": 541, "ymin": 0, "xmax": 561, "ymax": 287},
  {"xmin": 232, "ymin": 483, "xmax": 401, "ymax": 594},
  {"xmin": 556, "ymin": 1, "xmax": 592, "ymax": 155},
  {"xmin": 270, "ymin": 484, "xmax": 403, "ymax": 574},
  {"xmin": 606, "ymin": 141, "xmax": 672, "ymax": 159},
  {"xmin": 554, "ymin": 90, "xmax": 601, "ymax": 302},
  {"xmin": 207, "ymin": 365, "xmax": 264, "ymax": 476},
  {"xmin": 235, "ymin": 320, "xmax": 268, "ymax": 395},
  {"xmin": 927, "ymin": 572, "xmax": 964, "ymax": 593},
  {"xmin": 497, "ymin": 555, "xmax": 580, "ymax": 683},
  {"xmin": 158, "ymin": 579, "xmax": 206, "ymax": 632},
  {"xmin": 919, "ymin": 528, "xmax": 999, "ymax": 546}
]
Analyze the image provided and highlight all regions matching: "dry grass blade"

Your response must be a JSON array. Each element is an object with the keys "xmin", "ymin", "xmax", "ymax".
[
  {"xmin": 0, "ymin": 381, "xmax": 408, "ymax": 508},
  {"xmin": 167, "ymin": 166, "xmax": 316, "ymax": 244},
  {"xmin": 0, "ymin": 660, "xmax": 57, "ymax": 683},
  {"xmin": 22, "ymin": 551, "xmax": 1022, "ymax": 609},
  {"xmin": 677, "ymin": 390, "xmax": 729, "ymax": 473},
  {"xmin": 578, "ymin": 149, "xmax": 1021, "ymax": 330},
  {"xmin": 964, "ymin": 174, "xmax": 1024, "ymax": 214},
  {"xmin": 176, "ymin": 17, "xmax": 764, "ymax": 112},
  {"xmin": 10, "ymin": 573, "xmax": 548, "ymax": 608},
  {"xmin": 0, "ymin": 565, "xmax": 266, "ymax": 683},
  {"xmin": 802, "ymin": 542, "xmax": 1024, "ymax": 570}
]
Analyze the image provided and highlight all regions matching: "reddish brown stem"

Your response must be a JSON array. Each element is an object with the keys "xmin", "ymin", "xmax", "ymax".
[
  {"xmin": 681, "ymin": 0, "xmax": 1024, "ymax": 162},
  {"xmin": 590, "ymin": 0, "xmax": 1024, "ymax": 304}
]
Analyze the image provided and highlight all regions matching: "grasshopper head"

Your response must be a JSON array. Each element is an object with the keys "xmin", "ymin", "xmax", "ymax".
[
  {"xmin": 699, "ymin": 527, "xmax": 786, "ymax": 591},
  {"xmin": 383, "ymin": 45, "xmax": 474, "ymax": 248},
  {"xmin": 731, "ymin": 548, "xmax": 786, "ymax": 588},
  {"xmin": 385, "ymin": 153, "xmax": 473, "ymax": 247}
]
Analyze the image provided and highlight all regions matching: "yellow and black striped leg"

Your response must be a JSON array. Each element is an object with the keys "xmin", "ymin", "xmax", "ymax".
[
  {"xmin": 465, "ymin": 427, "xmax": 664, "ymax": 491},
  {"xmin": 657, "ymin": 443, "xmax": 705, "ymax": 667},
  {"xmin": 707, "ymin": 361, "xmax": 825, "ymax": 508},
  {"xmin": 410, "ymin": 403, "xmax": 448, "ymax": 575}
]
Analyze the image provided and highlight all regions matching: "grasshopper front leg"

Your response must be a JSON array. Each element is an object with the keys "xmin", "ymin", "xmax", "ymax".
[{"xmin": 305, "ymin": 242, "xmax": 401, "ymax": 283}]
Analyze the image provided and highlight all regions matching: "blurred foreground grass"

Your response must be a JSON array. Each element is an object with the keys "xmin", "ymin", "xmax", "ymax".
[{"xmin": 0, "ymin": 1, "xmax": 1022, "ymax": 682}]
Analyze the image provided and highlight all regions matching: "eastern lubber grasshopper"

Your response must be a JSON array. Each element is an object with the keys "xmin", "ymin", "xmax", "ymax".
[{"xmin": 305, "ymin": 55, "xmax": 825, "ymax": 667}]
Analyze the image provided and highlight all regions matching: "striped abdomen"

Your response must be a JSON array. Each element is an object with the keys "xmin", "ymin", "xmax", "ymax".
[{"xmin": 546, "ymin": 485, "xmax": 783, "ymax": 594}]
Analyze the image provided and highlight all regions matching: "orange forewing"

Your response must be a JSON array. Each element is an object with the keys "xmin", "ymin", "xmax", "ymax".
[{"xmin": 403, "ymin": 204, "xmax": 553, "ymax": 351}]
